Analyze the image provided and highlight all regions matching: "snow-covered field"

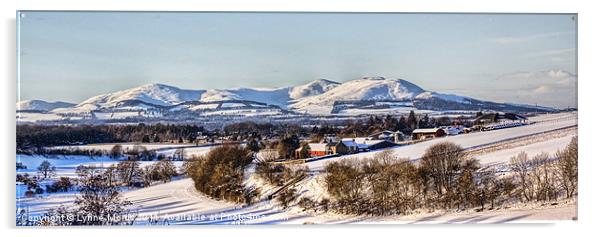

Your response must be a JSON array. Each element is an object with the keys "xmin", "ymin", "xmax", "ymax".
[
  {"xmin": 306, "ymin": 112, "xmax": 577, "ymax": 171},
  {"xmin": 16, "ymin": 155, "xmax": 186, "ymax": 178},
  {"xmin": 16, "ymin": 112, "xmax": 577, "ymax": 224},
  {"xmin": 16, "ymin": 112, "xmax": 65, "ymax": 123},
  {"xmin": 476, "ymin": 134, "xmax": 575, "ymax": 166}
]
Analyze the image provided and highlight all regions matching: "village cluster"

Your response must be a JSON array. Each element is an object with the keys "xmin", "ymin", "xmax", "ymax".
[{"xmin": 282, "ymin": 112, "xmax": 530, "ymax": 160}]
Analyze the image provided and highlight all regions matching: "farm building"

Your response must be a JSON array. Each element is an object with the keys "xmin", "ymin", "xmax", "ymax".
[
  {"xmin": 309, "ymin": 143, "xmax": 335, "ymax": 157},
  {"xmin": 295, "ymin": 142, "xmax": 335, "ymax": 158},
  {"xmin": 474, "ymin": 113, "xmax": 529, "ymax": 131},
  {"xmin": 412, "ymin": 128, "xmax": 446, "ymax": 140},
  {"xmin": 295, "ymin": 135, "xmax": 400, "ymax": 158},
  {"xmin": 368, "ymin": 130, "xmax": 405, "ymax": 143},
  {"xmin": 441, "ymin": 126, "xmax": 468, "ymax": 135},
  {"xmin": 322, "ymin": 134, "xmax": 340, "ymax": 143},
  {"xmin": 474, "ymin": 113, "xmax": 527, "ymax": 124},
  {"xmin": 333, "ymin": 140, "xmax": 359, "ymax": 155},
  {"xmin": 344, "ymin": 138, "xmax": 398, "ymax": 151}
]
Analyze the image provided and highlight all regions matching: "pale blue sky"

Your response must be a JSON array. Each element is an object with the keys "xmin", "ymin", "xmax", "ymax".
[{"xmin": 17, "ymin": 12, "xmax": 577, "ymax": 108}]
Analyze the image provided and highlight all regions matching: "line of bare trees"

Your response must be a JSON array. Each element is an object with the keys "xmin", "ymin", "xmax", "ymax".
[
  {"xmin": 509, "ymin": 137, "xmax": 578, "ymax": 202},
  {"xmin": 20, "ymin": 144, "xmax": 162, "ymax": 161},
  {"xmin": 323, "ymin": 137, "xmax": 577, "ymax": 216},
  {"xmin": 111, "ymin": 158, "xmax": 178, "ymax": 187}
]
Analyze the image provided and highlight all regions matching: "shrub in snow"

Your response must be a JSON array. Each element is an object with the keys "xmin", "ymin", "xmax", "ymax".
[
  {"xmin": 186, "ymin": 145, "xmax": 257, "ymax": 204},
  {"xmin": 46, "ymin": 177, "xmax": 73, "ymax": 193},
  {"xmin": 16, "ymin": 162, "xmax": 27, "ymax": 170}
]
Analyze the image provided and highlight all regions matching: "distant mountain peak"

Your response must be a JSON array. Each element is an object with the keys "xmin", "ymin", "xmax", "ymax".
[
  {"xmin": 289, "ymin": 78, "xmax": 341, "ymax": 100},
  {"xmin": 16, "ymin": 99, "xmax": 75, "ymax": 111},
  {"xmin": 75, "ymin": 83, "xmax": 204, "ymax": 109}
]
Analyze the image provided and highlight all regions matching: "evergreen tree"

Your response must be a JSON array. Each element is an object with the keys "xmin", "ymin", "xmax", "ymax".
[
  {"xmin": 141, "ymin": 135, "xmax": 151, "ymax": 143},
  {"xmin": 299, "ymin": 143, "xmax": 311, "ymax": 159},
  {"xmin": 247, "ymin": 138, "xmax": 261, "ymax": 152},
  {"xmin": 277, "ymin": 135, "xmax": 300, "ymax": 160},
  {"xmin": 407, "ymin": 110, "xmax": 417, "ymax": 130},
  {"xmin": 397, "ymin": 115, "xmax": 407, "ymax": 131},
  {"xmin": 419, "ymin": 114, "xmax": 430, "ymax": 128}
]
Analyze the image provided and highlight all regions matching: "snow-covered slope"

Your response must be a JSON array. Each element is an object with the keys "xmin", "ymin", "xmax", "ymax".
[
  {"xmin": 289, "ymin": 79, "xmax": 340, "ymax": 100},
  {"xmin": 77, "ymin": 83, "xmax": 204, "ymax": 109},
  {"xmin": 201, "ymin": 87, "xmax": 291, "ymax": 108},
  {"xmin": 20, "ymin": 77, "xmax": 558, "ymax": 122},
  {"xmin": 16, "ymin": 100, "xmax": 75, "ymax": 111},
  {"xmin": 414, "ymin": 91, "xmax": 471, "ymax": 104},
  {"xmin": 199, "ymin": 79, "xmax": 340, "ymax": 108},
  {"xmin": 291, "ymin": 77, "xmax": 425, "ymax": 113}
]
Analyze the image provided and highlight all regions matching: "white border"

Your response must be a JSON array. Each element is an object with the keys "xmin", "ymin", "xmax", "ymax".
[{"xmin": 2, "ymin": 1, "xmax": 601, "ymax": 237}]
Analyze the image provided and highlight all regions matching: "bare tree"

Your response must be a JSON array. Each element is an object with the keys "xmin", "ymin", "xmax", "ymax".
[
  {"xmin": 116, "ymin": 160, "xmax": 142, "ymax": 187},
  {"xmin": 556, "ymin": 137, "xmax": 578, "ymax": 198},
  {"xmin": 419, "ymin": 142, "xmax": 470, "ymax": 208},
  {"xmin": 509, "ymin": 152, "xmax": 534, "ymax": 202},
  {"xmin": 37, "ymin": 160, "xmax": 56, "ymax": 179},
  {"xmin": 277, "ymin": 187, "xmax": 298, "ymax": 209},
  {"xmin": 41, "ymin": 166, "xmax": 136, "ymax": 226},
  {"xmin": 325, "ymin": 159, "xmax": 365, "ymax": 204},
  {"xmin": 173, "ymin": 148, "xmax": 185, "ymax": 161},
  {"xmin": 104, "ymin": 165, "xmax": 118, "ymax": 187},
  {"xmin": 531, "ymin": 153, "xmax": 558, "ymax": 201},
  {"xmin": 258, "ymin": 149, "xmax": 279, "ymax": 162},
  {"xmin": 186, "ymin": 145, "xmax": 256, "ymax": 203},
  {"xmin": 155, "ymin": 159, "xmax": 178, "ymax": 183},
  {"xmin": 140, "ymin": 166, "xmax": 156, "ymax": 187}
]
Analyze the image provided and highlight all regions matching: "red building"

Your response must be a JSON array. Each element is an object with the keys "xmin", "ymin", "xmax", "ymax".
[{"xmin": 295, "ymin": 143, "xmax": 335, "ymax": 158}]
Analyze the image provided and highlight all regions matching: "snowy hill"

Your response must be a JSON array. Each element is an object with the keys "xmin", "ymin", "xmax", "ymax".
[
  {"xmin": 16, "ymin": 100, "xmax": 75, "ymax": 111},
  {"xmin": 289, "ymin": 79, "xmax": 340, "ymax": 100},
  {"xmin": 199, "ymin": 79, "xmax": 340, "ymax": 108},
  {"xmin": 414, "ymin": 91, "xmax": 471, "ymax": 104},
  {"xmin": 76, "ymin": 83, "xmax": 204, "ymax": 110},
  {"xmin": 200, "ymin": 87, "xmax": 291, "ymax": 108},
  {"xmin": 413, "ymin": 91, "xmax": 556, "ymax": 113},
  {"xmin": 291, "ymin": 77, "xmax": 425, "ymax": 114}
]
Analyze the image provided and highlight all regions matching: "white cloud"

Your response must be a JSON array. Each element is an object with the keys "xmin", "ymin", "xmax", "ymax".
[
  {"xmin": 533, "ymin": 85, "xmax": 552, "ymax": 94},
  {"xmin": 498, "ymin": 69, "xmax": 576, "ymax": 82},
  {"xmin": 492, "ymin": 69, "xmax": 577, "ymax": 108}
]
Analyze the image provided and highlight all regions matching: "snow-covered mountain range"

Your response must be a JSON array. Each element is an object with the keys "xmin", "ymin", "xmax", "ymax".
[{"xmin": 17, "ymin": 77, "xmax": 556, "ymax": 123}]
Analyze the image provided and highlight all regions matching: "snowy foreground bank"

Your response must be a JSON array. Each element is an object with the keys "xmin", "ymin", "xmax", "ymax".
[{"xmin": 18, "ymin": 178, "xmax": 576, "ymax": 224}]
